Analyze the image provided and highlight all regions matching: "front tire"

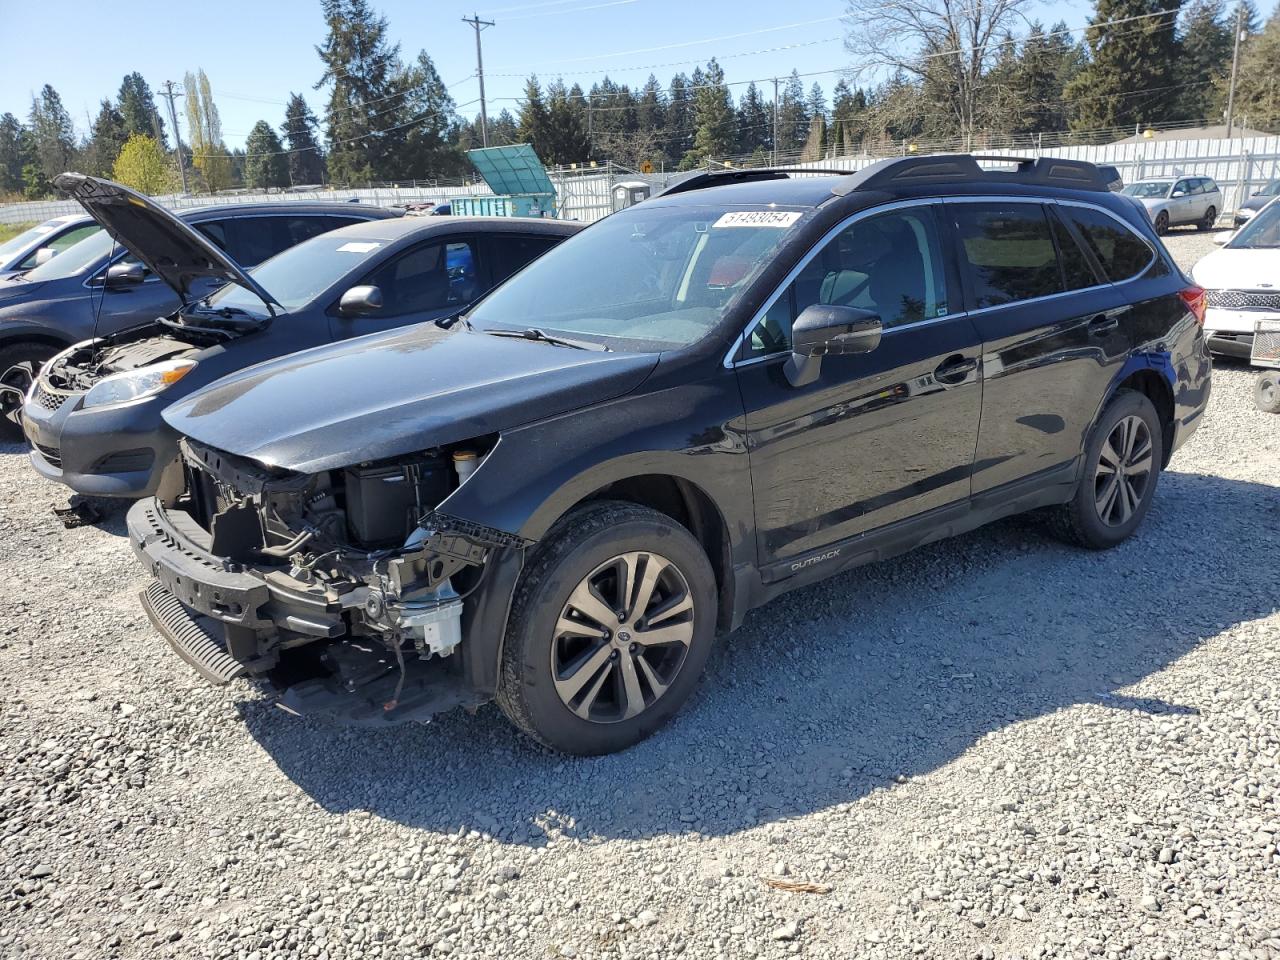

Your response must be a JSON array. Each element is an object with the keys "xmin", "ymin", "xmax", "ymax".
[
  {"xmin": 1049, "ymin": 389, "xmax": 1163, "ymax": 550},
  {"xmin": 1199, "ymin": 206, "xmax": 1217, "ymax": 231},
  {"xmin": 497, "ymin": 501, "xmax": 717, "ymax": 755}
]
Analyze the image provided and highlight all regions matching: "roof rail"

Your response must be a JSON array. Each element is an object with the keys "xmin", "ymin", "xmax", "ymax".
[
  {"xmin": 832, "ymin": 154, "xmax": 1109, "ymax": 195},
  {"xmin": 656, "ymin": 167, "xmax": 857, "ymax": 197}
]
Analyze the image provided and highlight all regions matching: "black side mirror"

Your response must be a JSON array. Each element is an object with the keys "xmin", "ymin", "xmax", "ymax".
[
  {"xmin": 338, "ymin": 284, "xmax": 384, "ymax": 317},
  {"xmin": 784, "ymin": 304, "xmax": 882, "ymax": 387},
  {"xmin": 104, "ymin": 261, "xmax": 145, "ymax": 288}
]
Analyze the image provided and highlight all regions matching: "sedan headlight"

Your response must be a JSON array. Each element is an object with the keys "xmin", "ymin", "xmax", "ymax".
[{"xmin": 82, "ymin": 358, "xmax": 197, "ymax": 410}]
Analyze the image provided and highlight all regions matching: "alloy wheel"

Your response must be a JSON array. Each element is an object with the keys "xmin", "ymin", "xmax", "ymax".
[
  {"xmin": 551, "ymin": 551, "xmax": 695, "ymax": 723},
  {"xmin": 1093, "ymin": 415, "xmax": 1153, "ymax": 527}
]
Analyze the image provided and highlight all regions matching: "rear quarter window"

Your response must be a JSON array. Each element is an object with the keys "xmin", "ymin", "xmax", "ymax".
[{"xmin": 1057, "ymin": 206, "xmax": 1153, "ymax": 282}]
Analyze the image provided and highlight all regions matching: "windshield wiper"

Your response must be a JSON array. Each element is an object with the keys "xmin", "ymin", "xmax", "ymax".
[{"xmin": 483, "ymin": 327, "xmax": 610, "ymax": 351}]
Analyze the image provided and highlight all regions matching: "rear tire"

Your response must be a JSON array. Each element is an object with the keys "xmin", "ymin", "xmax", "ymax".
[
  {"xmin": 1153, "ymin": 211, "xmax": 1170, "ymax": 236},
  {"xmin": 1199, "ymin": 206, "xmax": 1217, "ymax": 231},
  {"xmin": 0, "ymin": 342, "xmax": 56, "ymax": 443},
  {"xmin": 1049, "ymin": 389, "xmax": 1163, "ymax": 550},
  {"xmin": 496, "ymin": 501, "xmax": 717, "ymax": 755},
  {"xmin": 1257, "ymin": 371, "xmax": 1280, "ymax": 414}
]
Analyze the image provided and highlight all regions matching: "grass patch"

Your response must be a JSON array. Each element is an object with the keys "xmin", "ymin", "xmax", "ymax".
[{"xmin": 0, "ymin": 222, "xmax": 36, "ymax": 245}]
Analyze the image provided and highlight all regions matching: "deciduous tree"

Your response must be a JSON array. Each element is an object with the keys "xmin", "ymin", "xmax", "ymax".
[{"xmin": 112, "ymin": 134, "xmax": 175, "ymax": 194}]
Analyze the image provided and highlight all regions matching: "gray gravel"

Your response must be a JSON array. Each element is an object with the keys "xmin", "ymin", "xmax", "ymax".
[{"xmin": 3, "ymin": 232, "xmax": 1278, "ymax": 960}]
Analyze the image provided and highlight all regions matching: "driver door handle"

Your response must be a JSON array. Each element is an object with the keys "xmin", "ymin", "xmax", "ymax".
[{"xmin": 935, "ymin": 355, "xmax": 977, "ymax": 384}]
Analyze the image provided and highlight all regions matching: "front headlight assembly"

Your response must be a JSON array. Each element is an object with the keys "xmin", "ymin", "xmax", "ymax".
[{"xmin": 82, "ymin": 358, "xmax": 197, "ymax": 410}]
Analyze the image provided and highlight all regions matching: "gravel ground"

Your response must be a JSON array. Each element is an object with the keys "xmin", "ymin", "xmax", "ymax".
[{"xmin": 3, "ymin": 232, "xmax": 1278, "ymax": 960}]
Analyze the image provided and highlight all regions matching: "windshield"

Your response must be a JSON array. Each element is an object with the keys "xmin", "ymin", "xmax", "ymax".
[
  {"xmin": 467, "ymin": 204, "xmax": 810, "ymax": 350},
  {"xmin": 1228, "ymin": 199, "xmax": 1280, "ymax": 249},
  {"xmin": 207, "ymin": 232, "xmax": 389, "ymax": 314},
  {"xmin": 1123, "ymin": 182, "xmax": 1173, "ymax": 199},
  {"xmin": 0, "ymin": 220, "xmax": 65, "ymax": 259},
  {"xmin": 21, "ymin": 228, "xmax": 120, "ymax": 281}
]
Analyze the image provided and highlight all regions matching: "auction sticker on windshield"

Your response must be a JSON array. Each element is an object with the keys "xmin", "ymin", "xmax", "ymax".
[
  {"xmin": 713, "ymin": 211, "xmax": 803, "ymax": 229},
  {"xmin": 337, "ymin": 242, "xmax": 381, "ymax": 253}
]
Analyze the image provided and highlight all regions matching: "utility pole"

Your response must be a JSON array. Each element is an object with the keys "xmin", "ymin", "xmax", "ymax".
[
  {"xmin": 1224, "ymin": 3, "xmax": 1245, "ymax": 138},
  {"xmin": 462, "ymin": 13, "xmax": 495, "ymax": 148},
  {"xmin": 159, "ymin": 80, "xmax": 189, "ymax": 194},
  {"xmin": 772, "ymin": 77, "xmax": 779, "ymax": 166}
]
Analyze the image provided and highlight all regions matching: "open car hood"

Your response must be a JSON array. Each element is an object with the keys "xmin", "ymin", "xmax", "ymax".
[
  {"xmin": 162, "ymin": 323, "xmax": 660, "ymax": 474},
  {"xmin": 53, "ymin": 173, "xmax": 281, "ymax": 312}
]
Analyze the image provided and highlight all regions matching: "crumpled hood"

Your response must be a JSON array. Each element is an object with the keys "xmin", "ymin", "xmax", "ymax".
[
  {"xmin": 163, "ymin": 322, "xmax": 660, "ymax": 473},
  {"xmin": 1191, "ymin": 247, "xmax": 1280, "ymax": 290}
]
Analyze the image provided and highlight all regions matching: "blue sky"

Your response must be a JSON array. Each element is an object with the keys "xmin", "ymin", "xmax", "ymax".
[{"xmin": 5, "ymin": 0, "xmax": 1113, "ymax": 149}]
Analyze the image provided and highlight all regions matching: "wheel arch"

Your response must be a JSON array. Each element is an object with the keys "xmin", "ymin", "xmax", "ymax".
[
  {"xmin": 0, "ymin": 329, "xmax": 75, "ymax": 354},
  {"xmin": 1104, "ymin": 360, "xmax": 1177, "ymax": 468}
]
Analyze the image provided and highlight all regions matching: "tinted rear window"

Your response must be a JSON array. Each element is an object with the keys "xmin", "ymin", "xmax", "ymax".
[
  {"xmin": 951, "ymin": 203, "xmax": 1062, "ymax": 308},
  {"xmin": 1057, "ymin": 206, "xmax": 1152, "ymax": 282}
]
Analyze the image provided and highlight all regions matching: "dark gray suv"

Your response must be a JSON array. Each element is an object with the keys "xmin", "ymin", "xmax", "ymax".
[{"xmin": 0, "ymin": 190, "xmax": 399, "ymax": 438}]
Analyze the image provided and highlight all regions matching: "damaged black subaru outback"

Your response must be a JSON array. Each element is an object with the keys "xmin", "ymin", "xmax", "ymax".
[{"xmin": 129, "ymin": 156, "xmax": 1212, "ymax": 754}]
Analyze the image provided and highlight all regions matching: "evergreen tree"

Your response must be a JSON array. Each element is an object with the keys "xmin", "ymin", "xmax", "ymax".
[
  {"xmin": 684, "ymin": 59, "xmax": 736, "ymax": 168},
  {"xmin": 1178, "ymin": 0, "xmax": 1233, "ymax": 121},
  {"xmin": 666, "ymin": 73, "xmax": 694, "ymax": 164},
  {"xmin": 316, "ymin": 0, "xmax": 404, "ymax": 185},
  {"xmin": 516, "ymin": 77, "xmax": 553, "ymax": 158},
  {"xmin": 282, "ymin": 93, "xmax": 325, "ymax": 185},
  {"xmin": 397, "ymin": 50, "xmax": 465, "ymax": 179},
  {"xmin": 86, "ymin": 100, "xmax": 128, "ymax": 178},
  {"xmin": 244, "ymin": 120, "xmax": 289, "ymax": 188},
  {"xmin": 28, "ymin": 85, "xmax": 76, "ymax": 181},
  {"xmin": 0, "ymin": 113, "xmax": 25, "ymax": 194},
  {"xmin": 635, "ymin": 75, "xmax": 666, "ymax": 140},
  {"xmin": 779, "ymin": 71, "xmax": 809, "ymax": 152},
  {"xmin": 489, "ymin": 109, "xmax": 519, "ymax": 147},
  {"xmin": 1064, "ymin": 0, "xmax": 1185, "ymax": 132},
  {"xmin": 736, "ymin": 82, "xmax": 771, "ymax": 155},
  {"xmin": 831, "ymin": 80, "xmax": 868, "ymax": 153},
  {"xmin": 117, "ymin": 73, "xmax": 167, "ymax": 147},
  {"xmin": 545, "ymin": 79, "xmax": 591, "ymax": 164}
]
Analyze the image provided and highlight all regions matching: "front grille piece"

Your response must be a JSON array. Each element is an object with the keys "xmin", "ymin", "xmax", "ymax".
[{"xmin": 140, "ymin": 581, "xmax": 246, "ymax": 685}]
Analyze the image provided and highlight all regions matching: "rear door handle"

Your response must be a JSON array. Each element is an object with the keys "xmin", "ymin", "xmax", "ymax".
[
  {"xmin": 935, "ymin": 355, "xmax": 978, "ymax": 384},
  {"xmin": 1088, "ymin": 313, "xmax": 1120, "ymax": 335}
]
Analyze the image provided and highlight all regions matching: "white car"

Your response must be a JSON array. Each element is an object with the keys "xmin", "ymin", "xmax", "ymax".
[{"xmin": 1191, "ymin": 196, "xmax": 1280, "ymax": 360}]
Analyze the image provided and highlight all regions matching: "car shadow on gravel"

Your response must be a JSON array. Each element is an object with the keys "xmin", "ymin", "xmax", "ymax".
[{"xmin": 236, "ymin": 470, "xmax": 1278, "ymax": 844}]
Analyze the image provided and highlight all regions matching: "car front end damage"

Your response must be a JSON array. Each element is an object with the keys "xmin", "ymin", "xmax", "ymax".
[{"xmin": 127, "ymin": 436, "xmax": 527, "ymax": 722}]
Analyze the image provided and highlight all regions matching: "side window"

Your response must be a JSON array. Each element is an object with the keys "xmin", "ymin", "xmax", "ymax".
[
  {"xmin": 490, "ymin": 234, "xmax": 560, "ymax": 284},
  {"xmin": 951, "ymin": 203, "xmax": 1062, "ymax": 308},
  {"xmin": 15, "ymin": 224, "xmax": 100, "ymax": 270},
  {"xmin": 1049, "ymin": 210, "xmax": 1100, "ymax": 291},
  {"xmin": 285, "ymin": 215, "xmax": 362, "ymax": 247},
  {"xmin": 1057, "ymin": 205, "xmax": 1153, "ymax": 282},
  {"xmin": 751, "ymin": 207, "xmax": 949, "ymax": 353},
  {"xmin": 1204, "ymin": 178, "xmax": 1219, "ymax": 194},
  {"xmin": 195, "ymin": 221, "xmax": 229, "ymax": 252},
  {"xmin": 222, "ymin": 217, "xmax": 295, "ymax": 267},
  {"xmin": 1173, "ymin": 179, "xmax": 1191, "ymax": 197},
  {"xmin": 361, "ymin": 240, "xmax": 477, "ymax": 316}
]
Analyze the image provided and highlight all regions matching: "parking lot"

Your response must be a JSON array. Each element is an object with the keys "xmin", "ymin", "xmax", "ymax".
[{"xmin": 2, "ymin": 230, "xmax": 1277, "ymax": 960}]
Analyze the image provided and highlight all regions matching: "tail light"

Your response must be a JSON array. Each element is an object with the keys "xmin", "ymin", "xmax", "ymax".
[{"xmin": 1179, "ymin": 285, "xmax": 1207, "ymax": 326}]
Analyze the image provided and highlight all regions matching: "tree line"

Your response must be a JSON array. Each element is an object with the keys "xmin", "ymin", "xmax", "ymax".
[{"xmin": 2, "ymin": 0, "xmax": 1277, "ymax": 199}]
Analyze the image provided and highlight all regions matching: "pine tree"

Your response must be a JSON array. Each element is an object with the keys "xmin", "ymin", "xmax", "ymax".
[
  {"xmin": 666, "ymin": 74, "xmax": 694, "ymax": 164},
  {"xmin": 397, "ymin": 50, "xmax": 465, "ymax": 179},
  {"xmin": 244, "ymin": 120, "xmax": 289, "ymax": 188},
  {"xmin": 1064, "ymin": 0, "xmax": 1185, "ymax": 133},
  {"xmin": 684, "ymin": 59, "xmax": 736, "ymax": 168},
  {"xmin": 0, "ymin": 114, "xmax": 26, "ymax": 194},
  {"xmin": 831, "ymin": 80, "xmax": 868, "ymax": 154},
  {"xmin": 516, "ymin": 77, "xmax": 553, "ymax": 158},
  {"xmin": 545, "ymin": 79, "xmax": 591, "ymax": 164},
  {"xmin": 736, "ymin": 82, "xmax": 770, "ymax": 155},
  {"xmin": 282, "ymin": 93, "xmax": 325, "ymax": 185},
  {"xmin": 28, "ymin": 85, "xmax": 76, "ymax": 181},
  {"xmin": 1178, "ymin": 0, "xmax": 1233, "ymax": 121},
  {"xmin": 117, "ymin": 73, "xmax": 167, "ymax": 148},
  {"xmin": 83, "ymin": 100, "xmax": 128, "ymax": 178},
  {"xmin": 779, "ymin": 71, "xmax": 809, "ymax": 153},
  {"xmin": 316, "ymin": 0, "xmax": 404, "ymax": 185},
  {"xmin": 636, "ymin": 75, "xmax": 666, "ymax": 140}
]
